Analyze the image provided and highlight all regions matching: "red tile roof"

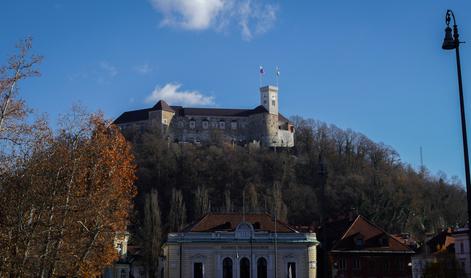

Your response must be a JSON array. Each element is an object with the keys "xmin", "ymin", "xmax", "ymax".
[
  {"xmin": 331, "ymin": 215, "xmax": 413, "ymax": 253},
  {"xmin": 181, "ymin": 212, "xmax": 297, "ymax": 233}
]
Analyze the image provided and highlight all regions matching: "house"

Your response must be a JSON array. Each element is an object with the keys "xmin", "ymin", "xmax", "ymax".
[
  {"xmin": 453, "ymin": 227, "xmax": 471, "ymax": 277},
  {"xmin": 411, "ymin": 228, "xmax": 459, "ymax": 278},
  {"xmin": 114, "ymin": 86, "xmax": 295, "ymax": 148},
  {"xmin": 321, "ymin": 215, "xmax": 414, "ymax": 278},
  {"xmin": 161, "ymin": 212, "xmax": 319, "ymax": 278}
]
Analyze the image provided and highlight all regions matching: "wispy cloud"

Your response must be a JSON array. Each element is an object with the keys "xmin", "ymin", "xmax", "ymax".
[
  {"xmin": 150, "ymin": 0, "xmax": 278, "ymax": 40},
  {"xmin": 134, "ymin": 63, "xmax": 153, "ymax": 75},
  {"xmin": 99, "ymin": 61, "xmax": 118, "ymax": 77},
  {"xmin": 145, "ymin": 83, "xmax": 215, "ymax": 106},
  {"xmin": 68, "ymin": 61, "xmax": 118, "ymax": 84}
]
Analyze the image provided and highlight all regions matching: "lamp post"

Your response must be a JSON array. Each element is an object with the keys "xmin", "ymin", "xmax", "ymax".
[{"xmin": 442, "ymin": 9, "xmax": 471, "ymax": 264}]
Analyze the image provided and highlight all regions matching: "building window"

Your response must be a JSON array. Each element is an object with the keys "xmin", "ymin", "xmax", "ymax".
[
  {"xmin": 240, "ymin": 258, "xmax": 250, "ymax": 278},
  {"xmin": 354, "ymin": 238, "xmax": 364, "ymax": 248},
  {"xmin": 384, "ymin": 260, "xmax": 390, "ymax": 272},
  {"xmin": 163, "ymin": 119, "xmax": 168, "ymax": 125},
  {"xmin": 202, "ymin": 120, "xmax": 209, "ymax": 129},
  {"xmin": 120, "ymin": 269, "xmax": 126, "ymax": 278},
  {"xmin": 338, "ymin": 258, "xmax": 346, "ymax": 270},
  {"xmin": 257, "ymin": 257, "xmax": 267, "ymax": 278},
  {"xmin": 178, "ymin": 121, "xmax": 184, "ymax": 128},
  {"xmin": 189, "ymin": 120, "xmax": 196, "ymax": 129},
  {"xmin": 231, "ymin": 121, "xmax": 237, "ymax": 130},
  {"xmin": 219, "ymin": 121, "xmax": 225, "ymax": 129},
  {"xmin": 461, "ymin": 242, "xmax": 465, "ymax": 254},
  {"xmin": 222, "ymin": 257, "xmax": 233, "ymax": 278},
  {"xmin": 194, "ymin": 262, "xmax": 203, "ymax": 278},
  {"xmin": 398, "ymin": 259, "xmax": 405, "ymax": 271},
  {"xmin": 272, "ymin": 100, "xmax": 276, "ymax": 107},
  {"xmin": 287, "ymin": 262, "xmax": 296, "ymax": 278},
  {"xmin": 352, "ymin": 258, "xmax": 360, "ymax": 270}
]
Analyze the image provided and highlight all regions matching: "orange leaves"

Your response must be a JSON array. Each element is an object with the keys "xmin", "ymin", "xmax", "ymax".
[{"xmin": 0, "ymin": 111, "xmax": 137, "ymax": 277}]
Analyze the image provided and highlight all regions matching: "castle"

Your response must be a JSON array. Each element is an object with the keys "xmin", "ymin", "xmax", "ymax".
[{"xmin": 114, "ymin": 85, "xmax": 294, "ymax": 147}]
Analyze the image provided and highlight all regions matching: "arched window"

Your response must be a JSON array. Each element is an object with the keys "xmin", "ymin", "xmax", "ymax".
[
  {"xmin": 240, "ymin": 257, "xmax": 250, "ymax": 278},
  {"xmin": 287, "ymin": 262, "xmax": 296, "ymax": 278},
  {"xmin": 223, "ymin": 257, "xmax": 233, "ymax": 278},
  {"xmin": 257, "ymin": 257, "xmax": 267, "ymax": 278},
  {"xmin": 194, "ymin": 262, "xmax": 203, "ymax": 278}
]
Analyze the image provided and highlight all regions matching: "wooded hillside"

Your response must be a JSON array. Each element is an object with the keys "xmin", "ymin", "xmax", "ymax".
[{"xmin": 125, "ymin": 116, "xmax": 467, "ymax": 241}]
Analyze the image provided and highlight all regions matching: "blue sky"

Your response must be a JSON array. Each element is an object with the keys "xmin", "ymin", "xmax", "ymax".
[{"xmin": 1, "ymin": 0, "xmax": 471, "ymax": 182}]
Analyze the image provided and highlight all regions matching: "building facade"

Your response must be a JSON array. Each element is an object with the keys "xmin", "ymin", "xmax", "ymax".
[
  {"xmin": 453, "ymin": 228, "xmax": 471, "ymax": 277},
  {"xmin": 161, "ymin": 213, "xmax": 318, "ymax": 278},
  {"xmin": 114, "ymin": 86, "xmax": 295, "ymax": 148}
]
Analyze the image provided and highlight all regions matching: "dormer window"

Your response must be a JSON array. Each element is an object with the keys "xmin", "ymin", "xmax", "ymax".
[
  {"xmin": 189, "ymin": 120, "xmax": 196, "ymax": 129},
  {"xmin": 354, "ymin": 234, "xmax": 364, "ymax": 248}
]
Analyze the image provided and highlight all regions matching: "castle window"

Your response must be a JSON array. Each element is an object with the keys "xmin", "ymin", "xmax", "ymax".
[
  {"xmin": 189, "ymin": 120, "xmax": 196, "ymax": 129},
  {"xmin": 231, "ymin": 121, "xmax": 237, "ymax": 130},
  {"xmin": 202, "ymin": 120, "xmax": 209, "ymax": 129},
  {"xmin": 219, "ymin": 121, "xmax": 225, "ymax": 129}
]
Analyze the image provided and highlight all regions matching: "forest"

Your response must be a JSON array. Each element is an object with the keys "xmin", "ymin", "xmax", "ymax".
[{"xmin": 125, "ymin": 115, "xmax": 467, "ymax": 246}]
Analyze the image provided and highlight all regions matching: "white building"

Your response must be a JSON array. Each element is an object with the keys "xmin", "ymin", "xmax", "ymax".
[
  {"xmin": 161, "ymin": 213, "xmax": 319, "ymax": 278},
  {"xmin": 453, "ymin": 228, "xmax": 471, "ymax": 277}
]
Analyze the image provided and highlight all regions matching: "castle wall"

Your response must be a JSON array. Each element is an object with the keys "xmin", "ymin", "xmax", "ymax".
[{"xmin": 169, "ymin": 116, "xmax": 250, "ymax": 143}]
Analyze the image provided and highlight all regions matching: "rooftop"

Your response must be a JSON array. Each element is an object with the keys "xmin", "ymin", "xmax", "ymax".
[
  {"xmin": 181, "ymin": 212, "xmax": 297, "ymax": 233},
  {"xmin": 114, "ymin": 100, "xmax": 290, "ymax": 125}
]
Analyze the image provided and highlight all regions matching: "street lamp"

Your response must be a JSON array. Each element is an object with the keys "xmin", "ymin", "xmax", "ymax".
[{"xmin": 442, "ymin": 9, "xmax": 471, "ymax": 262}]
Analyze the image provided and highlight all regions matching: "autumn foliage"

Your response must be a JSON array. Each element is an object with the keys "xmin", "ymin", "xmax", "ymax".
[{"xmin": 0, "ymin": 39, "xmax": 137, "ymax": 277}]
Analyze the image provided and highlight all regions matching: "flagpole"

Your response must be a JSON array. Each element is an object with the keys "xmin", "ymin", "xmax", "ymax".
[{"xmin": 275, "ymin": 66, "xmax": 280, "ymax": 88}]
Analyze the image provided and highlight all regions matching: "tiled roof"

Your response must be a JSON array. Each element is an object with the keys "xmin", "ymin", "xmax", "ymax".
[
  {"xmin": 331, "ymin": 215, "xmax": 413, "ymax": 253},
  {"xmin": 153, "ymin": 100, "xmax": 174, "ymax": 112},
  {"xmin": 113, "ymin": 101, "xmax": 291, "ymax": 125},
  {"xmin": 181, "ymin": 212, "xmax": 297, "ymax": 233},
  {"xmin": 114, "ymin": 108, "xmax": 153, "ymax": 124}
]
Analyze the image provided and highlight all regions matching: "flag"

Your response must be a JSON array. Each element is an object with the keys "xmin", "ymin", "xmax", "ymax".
[
  {"xmin": 259, "ymin": 66, "xmax": 265, "ymax": 75},
  {"xmin": 275, "ymin": 66, "xmax": 280, "ymax": 77}
]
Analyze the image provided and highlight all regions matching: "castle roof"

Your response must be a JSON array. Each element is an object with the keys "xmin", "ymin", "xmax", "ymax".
[
  {"xmin": 153, "ymin": 100, "xmax": 175, "ymax": 112},
  {"xmin": 181, "ymin": 212, "xmax": 297, "ymax": 233},
  {"xmin": 114, "ymin": 102, "xmax": 290, "ymax": 125}
]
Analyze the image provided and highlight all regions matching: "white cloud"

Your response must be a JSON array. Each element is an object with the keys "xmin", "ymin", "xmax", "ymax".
[
  {"xmin": 145, "ymin": 83, "xmax": 215, "ymax": 106},
  {"xmin": 150, "ymin": 0, "xmax": 278, "ymax": 40},
  {"xmin": 99, "ymin": 61, "xmax": 118, "ymax": 77},
  {"xmin": 134, "ymin": 63, "xmax": 153, "ymax": 75}
]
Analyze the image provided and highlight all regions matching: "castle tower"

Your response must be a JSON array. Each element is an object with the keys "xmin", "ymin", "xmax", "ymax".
[{"xmin": 260, "ymin": 85, "xmax": 279, "ymax": 115}]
